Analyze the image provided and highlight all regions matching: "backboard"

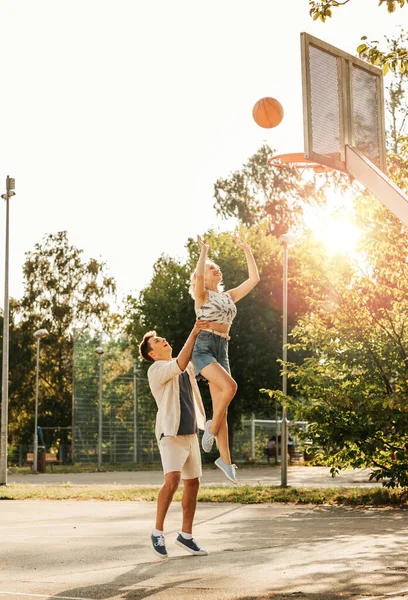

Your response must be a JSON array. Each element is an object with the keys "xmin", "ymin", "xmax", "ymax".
[{"xmin": 301, "ymin": 32, "xmax": 387, "ymax": 174}]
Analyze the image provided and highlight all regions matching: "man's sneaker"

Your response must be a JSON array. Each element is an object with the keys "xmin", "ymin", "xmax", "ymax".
[
  {"xmin": 151, "ymin": 532, "xmax": 168, "ymax": 559},
  {"xmin": 201, "ymin": 420, "xmax": 215, "ymax": 453},
  {"xmin": 215, "ymin": 457, "xmax": 239, "ymax": 484},
  {"xmin": 175, "ymin": 533, "xmax": 208, "ymax": 556}
]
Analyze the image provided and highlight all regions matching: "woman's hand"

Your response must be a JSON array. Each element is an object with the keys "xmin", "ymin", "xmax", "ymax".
[
  {"xmin": 234, "ymin": 236, "xmax": 251, "ymax": 252},
  {"xmin": 197, "ymin": 235, "xmax": 209, "ymax": 252}
]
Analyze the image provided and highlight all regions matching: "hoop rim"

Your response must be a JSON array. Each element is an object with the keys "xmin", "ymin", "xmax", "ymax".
[{"xmin": 268, "ymin": 152, "xmax": 333, "ymax": 173}]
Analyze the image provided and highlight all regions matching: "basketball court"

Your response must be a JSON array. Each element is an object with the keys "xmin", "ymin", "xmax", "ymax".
[
  {"xmin": 2, "ymin": 30, "xmax": 408, "ymax": 600},
  {"xmin": 1, "ymin": 500, "xmax": 408, "ymax": 600}
]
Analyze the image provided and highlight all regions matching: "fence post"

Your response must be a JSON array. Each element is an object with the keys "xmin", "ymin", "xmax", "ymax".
[
  {"xmin": 133, "ymin": 361, "xmax": 138, "ymax": 463},
  {"xmin": 251, "ymin": 413, "xmax": 256, "ymax": 460}
]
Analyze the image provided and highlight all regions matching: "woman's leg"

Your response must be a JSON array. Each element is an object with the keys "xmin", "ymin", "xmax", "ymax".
[
  {"xmin": 209, "ymin": 381, "xmax": 230, "ymax": 464},
  {"xmin": 201, "ymin": 361, "xmax": 237, "ymax": 435}
]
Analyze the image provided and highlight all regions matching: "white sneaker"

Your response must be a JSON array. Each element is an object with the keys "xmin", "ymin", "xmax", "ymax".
[
  {"xmin": 201, "ymin": 420, "xmax": 215, "ymax": 453},
  {"xmin": 215, "ymin": 457, "xmax": 239, "ymax": 484}
]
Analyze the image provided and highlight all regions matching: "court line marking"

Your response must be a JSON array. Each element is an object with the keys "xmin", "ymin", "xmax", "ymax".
[
  {"xmin": 356, "ymin": 590, "xmax": 408, "ymax": 600},
  {"xmin": 0, "ymin": 592, "xmax": 99, "ymax": 600}
]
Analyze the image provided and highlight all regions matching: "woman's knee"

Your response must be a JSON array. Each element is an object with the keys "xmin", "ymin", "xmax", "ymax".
[{"xmin": 225, "ymin": 378, "xmax": 237, "ymax": 399}]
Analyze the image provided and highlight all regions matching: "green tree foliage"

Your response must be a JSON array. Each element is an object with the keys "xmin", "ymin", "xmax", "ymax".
[
  {"xmin": 309, "ymin": 0, "xmax": 406, "ymax": 22},
  {"xmin": 0, "ymin": 301, "xmax": 35, "ymax": 450},
  {"xmin": 4, "ymin": 231, "xmax": 117, "ymax": 450},
  {"xmin": 308, "ymin": 1, "xmax": 408, "ymax": 74},
  {"xmin": 283, "ymin": 193, "xmax": 408, "ymax": 487}
]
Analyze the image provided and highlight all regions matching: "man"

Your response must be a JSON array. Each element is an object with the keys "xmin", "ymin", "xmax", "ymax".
[{"xmin": 139, "ymin": 319, "xmax": 210, "ymax": 560}]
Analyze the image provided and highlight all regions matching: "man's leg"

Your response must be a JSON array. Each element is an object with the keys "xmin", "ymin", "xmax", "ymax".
[
  {"xmin": 181, "ymin": 477, "xmax": 200, "ymax": 534},
  {"xmin": 155, "ymin": 471, "xmax": 181, "ymax": 531},
  {"xmin": 175, "ymin": 438, "xmax": 207, "ymax": 556}
]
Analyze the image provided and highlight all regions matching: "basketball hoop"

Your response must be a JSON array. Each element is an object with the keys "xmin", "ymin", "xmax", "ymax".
[{"xmin": 268, "ymin": 153, "xmax": 333, "ymax": 176}]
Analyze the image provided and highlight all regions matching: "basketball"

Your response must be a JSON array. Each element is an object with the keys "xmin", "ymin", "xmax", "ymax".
[{"xmin": 252, "ymin": 97, "xmax": 284, "ymax": 129}]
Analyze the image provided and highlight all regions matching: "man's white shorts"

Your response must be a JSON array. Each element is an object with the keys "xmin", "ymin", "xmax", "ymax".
[{"xmin": 159, "ymin": 434, "xmax": 202, "ymax": 480}]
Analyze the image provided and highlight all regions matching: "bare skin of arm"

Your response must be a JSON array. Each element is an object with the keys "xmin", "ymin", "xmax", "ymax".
[
  {"xmin": 194, "ymin": 235, "xmax": 209, "ymax": 309},
  {"xmin": 176, "ymin": 320, "xmax": 210, "ymax": 371},
  {"xmin": 227, "ymin": 237, "xmax": 260, "ymax": 303}
]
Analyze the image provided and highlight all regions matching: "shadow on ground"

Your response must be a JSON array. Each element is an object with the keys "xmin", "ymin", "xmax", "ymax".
[{"xmin": 49, "ymin": 506, "xmax": 408, "ymax": 600}]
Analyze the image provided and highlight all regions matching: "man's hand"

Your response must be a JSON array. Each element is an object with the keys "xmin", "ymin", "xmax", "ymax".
[
  {"xmin": 177, "ymin": 320, "xmax": 211, "ymax": 371},
  {"xmin": 193, "ymin": 320, "xmax": 210, "ymax": 336}
]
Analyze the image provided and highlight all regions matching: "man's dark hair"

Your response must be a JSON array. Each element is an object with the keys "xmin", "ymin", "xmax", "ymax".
[{"xmin": 139, "ymin": 330, "xmax": 156, "ymax": 363}]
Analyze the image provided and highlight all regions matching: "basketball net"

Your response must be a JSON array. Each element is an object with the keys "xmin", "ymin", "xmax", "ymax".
[{"xmin": 268, "ymin": 153, "xmax": 332, "ymax": 177}]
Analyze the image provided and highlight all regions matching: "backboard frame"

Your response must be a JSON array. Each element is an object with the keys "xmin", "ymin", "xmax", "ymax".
[{"xmin": 301, "ymin": 32, "xmax": 387, "ymax": 174}]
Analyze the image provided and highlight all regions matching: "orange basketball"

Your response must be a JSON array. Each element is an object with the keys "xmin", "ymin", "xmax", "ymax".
[{"xmin": 252, "ymin": 97, "xmax": 284, "ymax": 129}]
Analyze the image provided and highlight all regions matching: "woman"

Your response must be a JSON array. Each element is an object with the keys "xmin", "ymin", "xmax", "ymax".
[{"xmin": 190, "ymin": 235, "xmax": 260, "ymax": 483}]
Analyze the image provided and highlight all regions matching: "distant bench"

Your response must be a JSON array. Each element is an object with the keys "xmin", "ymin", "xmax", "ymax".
[{"xmin": 26, "ymin": 452, "xmax": 59, "ymax": 472}]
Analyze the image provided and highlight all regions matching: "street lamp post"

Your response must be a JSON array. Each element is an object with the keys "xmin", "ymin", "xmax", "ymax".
[
  {"xmin": 133, "ymin": 360, "xmax": 140, "ymax": 464},
  {"xmin": 278, "ymin": 233, "xmax": 296, "ymax": 488},
  {"xmin": 0, "ymin": 176, "xmax": 16, "ymax": 486},
  {"xmin": 33, "ymin": 329, "xmax": 49, "ymax": 473},
  {"xmin": 95, "ymin": 346, "xmax": 104, "ymax": 472}
]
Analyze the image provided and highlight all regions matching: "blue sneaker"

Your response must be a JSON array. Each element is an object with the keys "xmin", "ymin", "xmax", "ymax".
[
  {"xmin": 215, "ymin": 457, "xmax": 239, "ymax": 484},
  {"xmin": 151, "ymin": 532, "xmax": 168, "ymax": 559},
  {"xmin": 201, "ymin": 420, "xmax": 215, "ymax": 453},
  {"xmin": 175, "ymin": 533, "xmax": 208, "ymax": 556}
]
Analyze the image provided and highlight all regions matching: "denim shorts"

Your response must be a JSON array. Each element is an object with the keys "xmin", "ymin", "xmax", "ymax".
[{"xmin": 192, "ymin": 331, "xmax": 231, "ymax": 378}]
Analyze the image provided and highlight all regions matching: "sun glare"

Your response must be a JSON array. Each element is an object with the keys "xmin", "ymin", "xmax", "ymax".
[
  {"xmin": 312, "ymin": 215, "xmax": 362, "ymax": 256},
  {"xmin": 304, "ymin": 193, "xmax": 362, "ymax": 258}
]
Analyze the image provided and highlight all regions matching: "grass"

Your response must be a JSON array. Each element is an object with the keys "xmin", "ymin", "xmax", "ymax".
[{"xmin": 1, "ymin": 483, "xmax": 407, "ymax": 505}]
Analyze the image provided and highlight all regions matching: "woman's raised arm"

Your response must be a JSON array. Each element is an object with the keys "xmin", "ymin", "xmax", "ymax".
[
  {"xmin": 194, "ymin": 235, "xmax": 209, "ymax": 304},
  {"xmin": 226, "ymin": 237, "xmax": 260, "ymax": 303}
]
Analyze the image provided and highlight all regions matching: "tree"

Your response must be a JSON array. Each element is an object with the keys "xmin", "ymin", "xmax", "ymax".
[
  {"xmin": 6, "ymin": 231, "xmax": 117, "ymax": 450},
  {"xmin": 308, "ymin": 1, "xmax": 408, "ymax": 74},
  {"xmin": 309, "ymin": 0, "xmax": 406, "ymax": 21},
  {"xmin": 283, "ymin": 191, "xmax": 408, "ymax": 487},
  {"xmin": 0, "ymin": 301, "xmax": 36, "ymax": 453}
]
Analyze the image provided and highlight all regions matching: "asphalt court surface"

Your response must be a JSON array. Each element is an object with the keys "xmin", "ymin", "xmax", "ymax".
[{"xmin": 1, "ymin": 500, "xmax": 408, "ymax": 600}]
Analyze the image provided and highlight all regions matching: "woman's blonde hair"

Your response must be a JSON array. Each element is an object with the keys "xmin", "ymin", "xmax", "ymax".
[{"xmin": 189, "ymin": 260, "xmax": 224, "ymax": 299}]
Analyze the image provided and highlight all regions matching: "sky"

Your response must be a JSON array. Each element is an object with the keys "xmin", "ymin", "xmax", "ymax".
[{"xmin": 0, "ymin": 0, "xmax": 405, "ymax": 308}]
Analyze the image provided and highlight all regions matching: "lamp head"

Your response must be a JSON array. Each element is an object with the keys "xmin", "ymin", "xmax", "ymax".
[
  {"xmin": 34, "ymin": 328, "xmax": 49, "ymax": 340},
  {"xmin": 95, "ymin": 346, "xmax": 104, "ymax": 355},
  {"xmin": 278, "ymin": 233, "xmax": 297, "ymax": 247}
]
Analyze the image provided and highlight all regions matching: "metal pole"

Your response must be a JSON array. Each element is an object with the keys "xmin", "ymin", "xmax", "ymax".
[
  {"xmin": 0, "ymin": 193, "xmax": 10, "ymax": 485},
  {"xmin": 71, "ymin": 329, "xmax": 76, "ymax": 463},
  {"xmin": 251, "ymin": 413, "xmax": 256, "ymax": 460},
  {"xmin": 281, "ymin": 242, "xmax": 289, "ymax": 487},
  {"xmin": 97, "ymin": 352, "xmax": 103, "ymax": 472},
  {"xmin": 133, "ymin": 360, "xmax": 138, "ymax": 463},
  {"xmin": 33, "ymin": 339, "xmax": 40, "ymax": 473}
]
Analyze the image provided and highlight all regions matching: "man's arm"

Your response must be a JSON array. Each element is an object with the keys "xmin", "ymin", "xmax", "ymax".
[{"xmin": 176, "ymin": 320, "xmax": 210, "ymax": 371}]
